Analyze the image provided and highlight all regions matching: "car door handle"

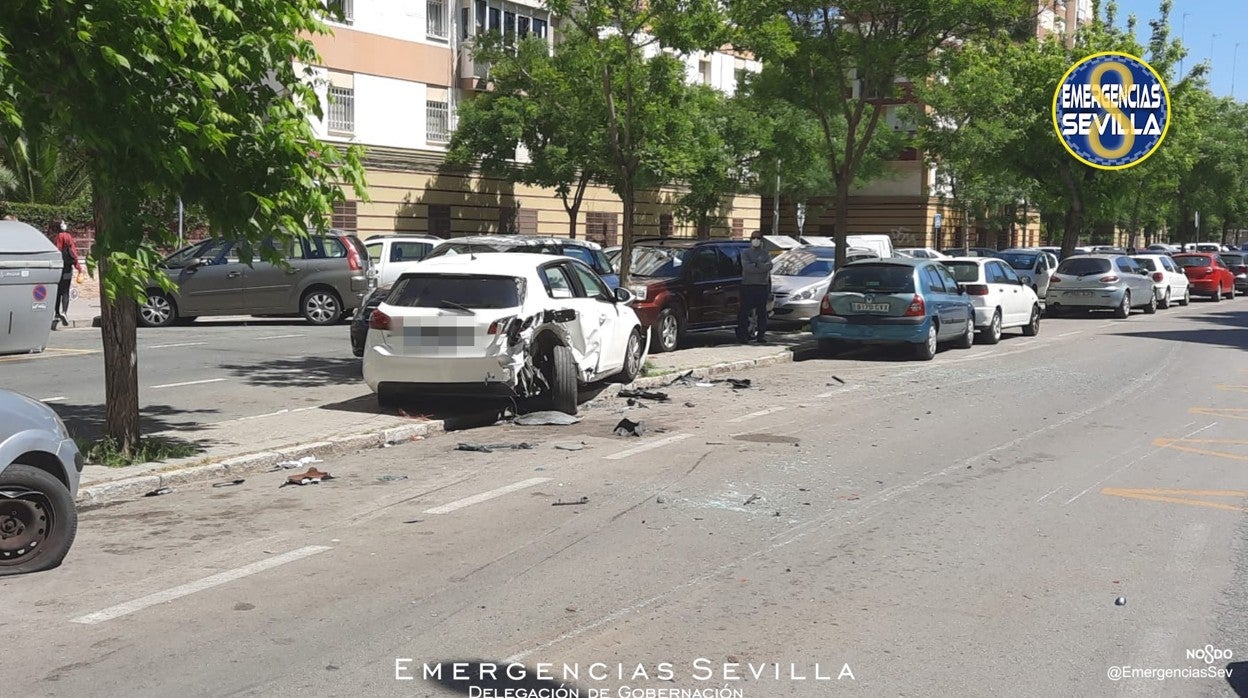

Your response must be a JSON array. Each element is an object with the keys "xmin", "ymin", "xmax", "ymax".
[
  {"xmin": 227, "ymin": 271, "xmax": 241, "ymax": 278},
  {"xmin": 286, "ymin": 268, "xmax": 300, "ymax": 275}
]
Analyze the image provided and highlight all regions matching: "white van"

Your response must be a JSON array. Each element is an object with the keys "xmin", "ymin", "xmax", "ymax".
[
  {"xmin": 364, "ymin": 234, "xmax": 444, "ymax": 285},
  {"xmin": 846, "ymin": 234, "xmax": 895, "ymax": 259}
]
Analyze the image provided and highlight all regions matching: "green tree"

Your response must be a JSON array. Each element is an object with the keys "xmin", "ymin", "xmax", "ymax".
[
  {"xmin": 0, "ymin": 0, "xmax": 366, "ymax": 454},
  {"xmin": 0, "ymin": 129, "xmax": 91, "ymax": 206}
]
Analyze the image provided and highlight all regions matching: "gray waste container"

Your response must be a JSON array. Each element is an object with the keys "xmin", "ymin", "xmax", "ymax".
[{"xmin": 0, "ymin": 220, "xmax": 62, "ymax": 355}]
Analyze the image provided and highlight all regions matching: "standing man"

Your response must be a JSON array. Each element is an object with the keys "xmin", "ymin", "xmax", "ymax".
[
  {"xmin": 738, "ymin": 230, "xmax": 773, "ymax": 344},
  {"xmin": 50, "ymin": 219, "xmax": 84, "ymax": 329}
]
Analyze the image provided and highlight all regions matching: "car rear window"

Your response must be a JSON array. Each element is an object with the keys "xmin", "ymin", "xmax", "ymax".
[
  {"xmin": 1132, "ymin": 257, "xmax": 1157, "ymax": 271},
  {"xmin": 942, "ymin": 261, "xmax": 981, "ymax": 283},
  {"xmin": 1173, "ymin": 255, "xmax": 1212, "ymax": 268},
  {"xmin": 1220, "ymin": 254, "xmax": 1244, "ymax": 265},
  {"xmin": 1056, "ymin": 258, "xmax": 1112, "ymax": 275},
  {"xmin": 829, "ymin": 264, "xmax": 915, "ymax": 293},
  {"xmin": 388, "ymin": 274, "xmax": 525, "ymax": 309},
  {"xmin": 997, "ymin": 252, "xmax": 1037, "ymax": 270}
]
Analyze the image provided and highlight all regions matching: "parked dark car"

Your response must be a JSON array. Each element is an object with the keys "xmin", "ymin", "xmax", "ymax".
[
  {"xmin": 624, "ymin": 238, "xmax": 772, "ymax": 353},
  {"xmin": 138, "ymin": 231, "xmax": 372, "ymax": 327},
  {"xmin": 423, "ymin": 235, "xmax": 619, "ymax": 288},
  {"xmin": 940, "ymin": 247, "xmax": 1000, "ymax": 258},
  {"xmin": 1218, "ymin": 252, "xmax": 1248, "ymax": 293}
]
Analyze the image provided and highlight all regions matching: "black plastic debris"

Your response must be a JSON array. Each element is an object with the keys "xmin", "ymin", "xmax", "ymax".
[
  {"xmin": 613, "ymin": 418, "xmax": 645, "ymax": 437},
  {"xmin": 144, "ymin": 487, "xmax": 173, "ymax": 497},
  {"xmin": 619, "ymin": 388, "xmax": 670, "ymax": 401},
  {"xmin": 552, "ymin": 496, "xmax": 589, "ymax": 506},
  {"xmin": 667, "ymin": 370, "xmax": 697, "ymax": 387},
  {"xmin": 377, "ymin": 474, "xmax": 409, "ymax": 482},
  {"xmin": 212, "ymin": 479, "xmax": 245, "ymax": 488},
  {"xmin": 743, "ymin": 494, "xmax": 760, "ymax": 505},
  {"xmin": 514, "ymin": 411, "xmax": 583, "ymax": 426},
  {"xmin": 457, "ymin": 442, "xmax": 536, "ymax": 453},
  {"xmin": 626, "ymin": 398, "xmax": 650, "ymax": 409},
  {"xmin": 1115, "ymin": 596, "xmax": 1126, "ymax": 606},
  {"xmin": 727, "ymin": 378, "xmax": 752, "ymax": 390},
  {"xmin": 831, "ymin": 376, "xmax": 846, "ymax": 385}
]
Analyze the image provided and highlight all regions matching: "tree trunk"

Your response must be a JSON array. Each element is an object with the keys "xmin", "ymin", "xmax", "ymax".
[
  {"xmin": 1176, "ymin": 191, "xmax": 1190, "ymax": 249},
  {"xmin": 696, "ymin": 216, "xmax": 711, "ymax": 240},
  {"xmin": 1058, "ymin": 167, "xmax": 1085, "ymax": 258},
  {"xmin": 618, "ymin": 182, "xmax": 635, "ymax": 287},
  {"xmin": 833, "ymin": 173, "xmax": 851, "ymax": 267},
  {"xmin": 93, "ymin": 183, "xmax": 141, "ymax": 458},
  {"xmin": 562, "ymin": 171, "xmax": 590, "ymax": 239}
]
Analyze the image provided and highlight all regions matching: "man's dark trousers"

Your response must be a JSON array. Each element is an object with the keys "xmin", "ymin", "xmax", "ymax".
[{"xmin": 737, "ymin": 284, "xmax": 769, "ymax": 340}]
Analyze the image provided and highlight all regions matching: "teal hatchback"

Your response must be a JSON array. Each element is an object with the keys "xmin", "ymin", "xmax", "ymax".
[{"xmin": 809, "ymin": 258, "xmax": 975, "ymax": 361}]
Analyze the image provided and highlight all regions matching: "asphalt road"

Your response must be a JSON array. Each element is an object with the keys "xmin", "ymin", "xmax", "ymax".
[{"xmin": 3, "ymin": 301, "xmax": 1248, "ymax": 697}]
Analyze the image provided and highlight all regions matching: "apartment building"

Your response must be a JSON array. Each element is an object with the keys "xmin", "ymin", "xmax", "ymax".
[{"xmin": 305, "ymin": 0, "xmax": 763, "ymax": 244}]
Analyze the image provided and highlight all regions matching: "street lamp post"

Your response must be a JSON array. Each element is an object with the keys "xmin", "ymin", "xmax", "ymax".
[
  {"xmin": 1179, "ymin": 12, "xmax": 1191, "ymax": 76},
  {"xmin": 1233, "ymin": 42, "xmax": 1241, "ymax": 97},
  {"xmin": 1211, "ymin": 34, "xmax": 1219, "ymax": 79}
]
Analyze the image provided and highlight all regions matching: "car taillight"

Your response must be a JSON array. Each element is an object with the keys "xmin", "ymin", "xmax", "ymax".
[
  {"xmin": 369, "ymin": 309, "xmax": 391, "ymax": 330},
  {"xmin": 1099, "ymin": 275, "xmax": 1119, "ymax": 283},
  {"xmin": 487, "ymin": 317, "xmax": 514, "ymax": 334},
  {"xmin": 819, "ymin": 295, "xmax": 834, "ymax": 315},
  {"xmin": 346, "ymin": 241, "xmax": 363, "ymax": 271},
  {"xmin": 903, "ymin": 294, "xmax": 925, "ymax": 317},
  {"xmin": 1152, "ymin": 272, "xmax": 1164, "ymax": 282},
  {"xmin": 964, "ymin": 284, "xmax": 989, "ymax": 296},
  {"xmin": 1049, "ymin": 275, "xmax": 1061, "ymax": 283}
]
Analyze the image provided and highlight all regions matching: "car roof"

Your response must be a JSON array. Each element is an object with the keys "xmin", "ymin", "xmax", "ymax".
[
  {"xmin": 633, "ymin": 237, "xmax": 748, "ymax": 248},
  {"xmin": 1064, "ymin": 254, "xmax": 1121, "ymax": 260},
  {"xmin": 999, "ymin": 248, "xmax": 1042, "ymax": 253},
  {"xmin": 943, "ymin": 256, "xmax": 996, "ymax": 264},
  {"xmin": 435, "ymin": 235, "xmax": 603, "ymax": 250},
  {"xmin": 845, "ymin": 257, "xmax": 924, "ymax": 267},
  {"xmin": 370, "ymin": 233, "xmax": 443, "ymax": 241},
  {"xmin": 407, "ymin": 252, "xmax": 570, "ymax": 275}
]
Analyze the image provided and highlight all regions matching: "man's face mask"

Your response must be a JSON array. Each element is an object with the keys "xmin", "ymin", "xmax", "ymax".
[
  {"xmin": 59, "ymin": 222, "xmax": 68, "ymax": 232},
  {"xmin": 751, "ymin": 238, "xmax": 762, "ymax": 248}
]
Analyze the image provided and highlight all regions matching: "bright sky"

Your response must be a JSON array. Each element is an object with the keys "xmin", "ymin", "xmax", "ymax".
[{"xmin": 1112, "ymin": 0, "xmax": 1248, "ymax": 98}]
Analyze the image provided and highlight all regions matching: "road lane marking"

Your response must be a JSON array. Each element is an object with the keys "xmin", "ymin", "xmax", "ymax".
[
  {"xmin": 40, "ymin": 396, "xmax": 67, "ymax": 403},
  {"xmin": 1036, "ymin": 486, "xmax": 1063, "ymax": 503},
  {"xmin": 1064, "ymin": 422, "xmax": 1219, "ymax": 505},
  {"xmin": 149, "ymin": 378, "xmax": 227, "ymax": 389},
  {"xmin": 257, "ymin": 333, "xmax": 306, "ymax": 340},
  {"xmin": 221, "ymin": 406, "xmax": 320, "ymax": 423},
  {"xmin": 1215, "ymin": 385, "xmax": 1248, "ymax": 393},
  {"xmin": 1100, "ymin": 488, "xmax": 1248, "ymax": 513},
  {"xmin": 728, "ymin": 407, "xmax": 786, "ymax": 423},
  {"xmin": 0, "ymin": 348, "xmax": 98, "ymax": 363},
  {"xmin": 1056, "ymin": 331, "xmax": 1082, "ymax": 338},
  {"xmin": 70, "ymin": 545, "xmax": 332, "ymax": 624},
  {"xmin": 1153, "ymin": 436, "xmax": 1248, "ymax": 461},
  {"xmin": 1189, "ymin": 407, "xmax": 1248, "ymax": 421},
  {"xmin": 423, "ymin": 478, "xmax": 550, "ymax": 514},
  {"xmin": 147, "ymin": 342, "xmax": 206, "ymax": 349},
  {"xmin": 603, "ymin": 434, "xmax": 692, "ymax": 461}
]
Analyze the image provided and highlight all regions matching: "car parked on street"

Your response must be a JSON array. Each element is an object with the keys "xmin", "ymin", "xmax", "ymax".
[
  {"xmin": 1145, "ymin": 243, "xmax": 1178, "ymax": 254},
  {"xmin": 1217, "ymin": 252, "xmax": 1248, "ymax": 294},
  {"xmin": 810, "ymin": 258, "xmax": 975, "ymax": 361},
  {"xmin": 1172, "ymin": 253, "xmax": 1237, "ymax": 301},
  {"xmin": 424, "ymin": 235, "xmax": 619, "ymax": 289},
  {"xmin": 895, "ymin": 247, "xmax": 948, "ymax": 259},
  {"xmin": 941, "ymin": 257, "xmax": 1042, "ymax": 343},
  {"xmin": 364, "ymin": 234, "xmax": 442, "ymax": 286},
  {"xmin": 362, "ymin": 254, "xmax": 646, "ymax": 414},
  {"xmin": 1130, "ymin": 254, "xmax": 1191, "ymax": 308},
  {"xmin": 625, "ymin": 238, "xmax": 771, "ymax": 353},
  {"xmin": 770, "ymin": 246, "xmax": 878, "ymax": 326},
  {"xmin": 940, "ymin": 247, "xmax": 1000, "ymax": 258},
  {"xmin": 995, "ymin": 248, "xmax": 1057, "ymax": 300},
  {"xmin": 138, "ymin": 232, "xmax": 372, "ymax": 327},
  {"xmin": 1045, "ymin": 254, "xmax": 1158, "ymax": 317},
  {"xmin": 0, "ymin": 389, "xmax": 81, "ymax": 576}
]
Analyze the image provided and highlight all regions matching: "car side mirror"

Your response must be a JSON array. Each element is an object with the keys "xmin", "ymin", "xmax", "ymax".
[
  {"xmin": 613, "ymin": 286, "xmax": 635, "ymax": 304},
  {"xmin": 955, "ymin": 285, "xmax": 966, "ymax": 295}
]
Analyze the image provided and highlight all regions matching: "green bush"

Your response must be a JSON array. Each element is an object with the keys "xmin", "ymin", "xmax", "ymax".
[{"xmin": 0, "ymin": 200, "xmax": 93, "ymax": 232}]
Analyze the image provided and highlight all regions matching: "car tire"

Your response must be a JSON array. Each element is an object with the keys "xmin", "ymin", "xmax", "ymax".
[
  {"xmin": 1159, "ymin": 288, "xmax": 1171, "ymax": 309},
  {"xmin": 1143, "ymin": 292, "xmax": 1157, "ymax": 314},
  {"xmin": 137, "ymin": 291, "xmax": 178, "ymax": 328},
  {"xmin": 1180, "ymin": 287, "xmax": 1191, "ymax": 306},
  {"xmin": 913, "ymin": 324, "xmax": 938, "ymax": 361},
  {"xmin": 611, "ymin": 328, "xmax": 645, "ymax": 384},
  {"xmin": 1213, "ymin": 286, "xmax": 1222, "ymax": 302},
  {"xmin": 376, "ymin": 385, "xmax": 400, "ymax": 409},
  {"xmin": 301, "ymin": 287, "xmax": 343, "ymax": 325},
  {"xmin": 650, "ymin": 307, "xmax": 682, "ymax": 354},
  {"xmin": 1229, "ymin": 284, "xmax": 1237, "ymax": 300},
  {"xmin": 549, "ymin": 344, "xmax": 579, "ymax": 416},
  {"xmin": 1114, "ymin": 291, "xmax": 1131, "ymax": 318},
  {"xmin": 0, "ymin": 464, "xmax": 78, "ymax": 576},
  {"xmin": 953, "ymin": 317, "xmax": 974, "ymax": 349},
  {"xmin": 1022, "ymin": 305, "xmax": 1041, "ymax": 336},
  {"xmin": 980, "ymin": 309, "xmax": 1002, "ymax": 345}
]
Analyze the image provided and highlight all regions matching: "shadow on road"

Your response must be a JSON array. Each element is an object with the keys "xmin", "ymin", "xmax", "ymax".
[
  {"xmin": 50, "ymin": 401, "xmax": 216, "ymax": 450},
  {"xmin": 425, "ymin": 660, "xmax": 581, "ymax": 695},
  {"xmin": 1189, "ymin": 309, "xmax": 1248, "ymax": 330},
  {"xmin": 1115, "ymin": 326, "xmax": 1248, "ymax": 352},
  {"xmin": 1228, "ymin": 662, "xmax": 1247, "ymax": 696},
  {"xmin": 317, "ymin": 394, "xmax": 508, "ymax": 431},
  {"xmin": 676, "ymin": 328, "xmax": 808, "ymax": 350},
  {"xmin": 218, "ymin": 356, "xmax": 361, "ymax": 389}
]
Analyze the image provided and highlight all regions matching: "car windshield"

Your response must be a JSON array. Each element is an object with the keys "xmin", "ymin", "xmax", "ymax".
[
  {"xmin": 163, "ymin": 240, "xmax": 219, "ymax": 268},
  {"xmin": 942, "ymin": 261, "xmax": 981, "ymax": 283},
  {"xmin": 388, "ymin": 274, "xmax": 524, "ymax": 309},
  {"xmin": 1220, "ymin": 254, "xmax": 1244, "ymax": 265},
  {"xmin": 1056, "ymin": 258, "xmax": 1112, "ymax": 275},
  {"xmin": 631, "ymin": 246, "xmax": 688, "ymax": 277},
  {"xmin": 997, "ymin": 252, "xmax": 1037, "ymax": 270},
  {"xmin": 829, "ymin": 264, "xmax": 915, "ymax": 294},
  {"xmin": 773, "ymin": 249, "xmax": 835, "ymax": 277},
  {"xmin": 1132, "ymin": 258, "xmax": 1157, "ymax": 271},
  {"xmin": 1173, "ymin": 256, "xmax": 1213, "ymax": 268}
]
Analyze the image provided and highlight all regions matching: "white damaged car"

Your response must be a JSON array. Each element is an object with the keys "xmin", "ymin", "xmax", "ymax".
[{"xmin": 362, "ymin": 253, "xmax": 647, "ymax": 414}]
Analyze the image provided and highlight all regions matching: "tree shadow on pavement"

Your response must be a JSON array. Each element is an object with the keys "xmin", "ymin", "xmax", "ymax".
[
  {"xmin": 317, "ymin": 394, "xmax": 508, "ymax": 431},
  {"xmin": 676, "ymin": 328, "xmax": 809, "ymax": 350},
  {"xmin": 217, "ymin": 356, "xmax": 362, "ymax": 389},
  {"xmin": 1228, "ymin": 662, "xmax": 1247, "ymax": 696},
  {"xmin": 1114, "ymin": 327, "xmax": 1248, "ymax": 352},
  {"xmin": 424, "ymin": 660, "xmax": 581, "ymax": 695},
  {"xmin": 49, "ymin": 401, "xmax": 217, "ymax": 449},
  {"xmin": 1187, "ymin": 309, "xmax": 1248, "ymax": 330}
]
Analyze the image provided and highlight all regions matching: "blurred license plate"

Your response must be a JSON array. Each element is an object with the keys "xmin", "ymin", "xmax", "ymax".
[
  {"xmin": 1073, "ymin": 291, "xmax": 1094, "ymax": 297},
  {"xmin": 852, "ymin": 302, "xmax": 890, "ymax": 312}
]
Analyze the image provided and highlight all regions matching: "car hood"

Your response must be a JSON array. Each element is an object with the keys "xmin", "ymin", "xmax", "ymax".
[
  {"xmin": 630, "ymin": 275, "xmax": 677, "ymax": 288},
  {"xmin": 772, "ymin": 275, "xmax": 829, "ymax": 296},
  {"xmin": 0, "ymin": 389, "xmax": 65, "ymax": 438}
]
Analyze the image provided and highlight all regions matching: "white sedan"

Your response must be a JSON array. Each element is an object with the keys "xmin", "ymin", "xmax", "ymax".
[
  {"xmin": 362, "ymin": 253, "xmax": 647, "ymax": 415},
  {"xmin": 895, "ymin": 247, "xmax": 949, "ymax": 259},
  {"xmin": 941, "ymin": 257, "xmax": 1042, "ymax": 344},
  {"xmin": 1131, "ymin": 254, "xmax": 1190, "ymax": 308}
]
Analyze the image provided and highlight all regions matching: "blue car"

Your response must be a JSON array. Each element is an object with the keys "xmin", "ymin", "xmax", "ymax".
[{"xmin": 809, "ymin": 258, "xmax": 975, "ymax": 361}]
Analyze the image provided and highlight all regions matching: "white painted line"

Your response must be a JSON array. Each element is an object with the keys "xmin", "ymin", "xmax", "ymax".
[
  {"xmin": 40, "ymin": 396, "xmax": 67, "ymax": 403},
  {"xmin": 603, "ymin": 434, "xmax": 693, "ymax": 461},
  {"xmin": 1064, "ymin": 421, "xmax": 1219, "ymax": 505},
  {"xmin": 71, "ymin": 545, "xmax": 331, "ymax": 625},
  {"xmin": 1055, "ymin": 331, "xmax": 1082, "ymax": 338},
  {"xmin": 257, "ymin": 333, "xmax": 305, "ymax": 341},
  {"xmin": 147, "ymin": 342, "xmax": 206, "ymax": 350},
  {"xmin": 149, "ymin": 378, "xmax": 226, "ymax": 390},
  {"xmin": 728, "ymin": 407, "xmax": 786, "ymax": 423},
  {"xmin": 423, "ymin": 478, "xmax": 550, "ymax": 515},
  {"xmin": 1036, "ymin": 486, "xmax": 1063, "ymax": 503},
  {"xmin": 220, "ymin": 405, "xmax": 321, "ymax": 424}
]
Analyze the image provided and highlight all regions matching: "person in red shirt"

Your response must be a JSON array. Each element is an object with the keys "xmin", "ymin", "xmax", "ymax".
[{"xmin": 50, "ymin": 220, "xmax": 84, "ymax": 328}]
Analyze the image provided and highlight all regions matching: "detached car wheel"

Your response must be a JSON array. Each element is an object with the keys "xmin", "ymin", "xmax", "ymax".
[
  {"xmin": 138, "ymin": 292, "xmax": 178, "ymax": 328},
  {"xmin": 0, "ymin": 464, "xmax": 78, "ymax": 576},
  {"xmin": 548, "ymin": 345, "xmax": 579, "ymax": 416}
]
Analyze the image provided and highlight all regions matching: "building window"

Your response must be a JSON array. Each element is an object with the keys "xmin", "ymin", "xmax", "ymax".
[
  {"xmin": 326, "ymin": 0, "xmax": 354, "ymax": 24},
  {"xmin": 429, "ymin": 204, "xmax": 452, "ymax": 236},
  {"xmin": 532, "ymin": 17, "xmax": 547, "ymax": 38},
  {"xmin": 498, "ymin": 205, "xmax": 517, "ymax": 234},
  {"xmin": 699, "ymin": 59, "xmax": 712, "ymax": 85},
  {"xmin": 517, "ymin": 208, "xmax": 538, "ymax": 235},
  {"xmin": 426, "ymin": 88, "xmax": 450, "ymax": 144},
  {"xmin": 585, "ymin": 212, "xmax": 618, "ymax": 247},
  {"xmin": 732, "ymin": 218, "xmax": 744, "ymax": 239},
  {"xmin": 659, "ymin": 213, "xmax": 674, "ymax": 237},
  {"xmin": 331, "ymin": 200, "xmax": 358, "ymax": 232},
  {"xmin": 427, "ymin": 0, "xmax": 448, "ymax": 40},
  {"xmin": 327, "ymin": 85, "xmax": 354, "ymax": 135},
  {"xmin": 518, "ymin": 15, "xmax": 531, "ymax": 38}
]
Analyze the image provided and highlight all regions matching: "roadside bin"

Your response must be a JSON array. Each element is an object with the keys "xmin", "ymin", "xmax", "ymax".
[{"xmin": 0, "ymin": 220, "xmax": 62, "ymax": 355}]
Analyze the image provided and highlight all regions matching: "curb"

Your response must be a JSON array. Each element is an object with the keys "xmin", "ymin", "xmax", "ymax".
[{"xmin": 75, "ymin": 345, "xmax": 809, "ymax": 506}]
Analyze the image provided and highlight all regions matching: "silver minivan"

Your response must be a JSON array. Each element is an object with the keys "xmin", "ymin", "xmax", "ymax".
[{"xmin": 138, "ymin": 231, "xmax": 372, "ymax": 327}]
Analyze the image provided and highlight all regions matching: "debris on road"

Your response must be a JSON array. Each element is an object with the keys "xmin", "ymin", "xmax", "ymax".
[
  {"xmin": 614, "ymin": 418, "xmax": 645, "ymax": 437},
  {"xmin": 667, "ymin": 370, "xmax": 697, "ymax": 387},
  {"xmin": 274, "ymin": 455, "xmax": 322, "ymax": 470},
  {"xmin": 1115, "ymin": 596, "xmax": 1126, "ymax": 606},
  {"xmin": 625, "ymin": 398, "xmax": 650, "ymax": 409},
  {"xmin": 619, "ymin": 388, "xmax": 670, "ymax": 402},
  {"xmin": 398, "ymin": 409, "xmax": 432, "ymax": 421},
  {"xmin": 514, "ymin": 411, "xmax": 582, "ymax": 426},
  {"xmin": 552, "ymin": 496, "xmax": 589, "ymax": 506},
  {"xmin": 684, "ymin": 402, "xmax": 696, "ymax": 408},
  {"xmin": 212, "ymin": 479, "xmax": 245, "ymax": 488},
  {"xmin": 656, "ymin": 495, "xmax": 668, "ymax": 504},
  {"xmin": 830, "ymin": 376, "xmax": 846, "ymax": 385},
  {"xmin": 456, "ymin": 442, "xmax": 536, "ymax": 453},
  {"xmin": 695, "ymin": 381, "xmax": 715, "ymax": 388},
  {"xmin": 727, "ymin": 378, "xmax": 752, "ymax": 390},
  {"xmin": 402, "ymin": 519, "xmax": 423, "ymax": 524},
  {"xmin": 743, "ymin": 494, "xmax": 760, "ymax": 505},
  {"xmin": 144, "ymin": 487, "xmax": 173, "ymax": 497},
  {"xmin": 281, "ymin": 468, "xmax": 334, "ymax": 487},
  {"xmin": 554, "ymin": 442, "xmax": 586, "ymax": 452},
  {"xmin": 377, "ymin": 474, "xmax": 408, "ymax": 482}
]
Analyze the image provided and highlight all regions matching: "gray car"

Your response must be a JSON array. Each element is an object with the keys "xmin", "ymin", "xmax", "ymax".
[
  {"xmin": 771, "ymin": 246, "xmax": 877, "ymax": 325},
  {"xmin": 138, "ymin": 231, "xmax": 373, "ymax": 327},
  {"xmin": 1046, "ymin": 254, "xmax": 1158, "ymax": 317},
  {"xmin": 0, "ymin": 389, "xmax": 81, "ymax": 575}
]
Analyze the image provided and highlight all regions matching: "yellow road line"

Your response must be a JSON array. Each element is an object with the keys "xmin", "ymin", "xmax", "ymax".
[
  {"xmin": 0, "ymin": 347, "xmax": 99, "ymax": 363},
  {"xmin": 1189, "ymin": 407, "xmax": 1248, "ymax": 421},
  {"xmin": 1154, "ymin": 437, "xmax": 1248, "ymax": 461},
  {"xmin": 1101, "ymin": 487, "xmax": 1247, "ymax": 513},
  {"xmin": 1215, "ymin": 384, "xmax": 1248, "ymax": 392}
]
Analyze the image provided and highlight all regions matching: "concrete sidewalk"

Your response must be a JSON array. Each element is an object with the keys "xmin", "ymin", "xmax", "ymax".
[{"xmin": 76, "ymin": 333, "xmax": 814, "ymax": 504}]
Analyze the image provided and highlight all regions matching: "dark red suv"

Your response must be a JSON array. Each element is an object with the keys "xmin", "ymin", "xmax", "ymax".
[{"xmin": 624, "ymin": 239, "xmax": 773, "ymax": 352}]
